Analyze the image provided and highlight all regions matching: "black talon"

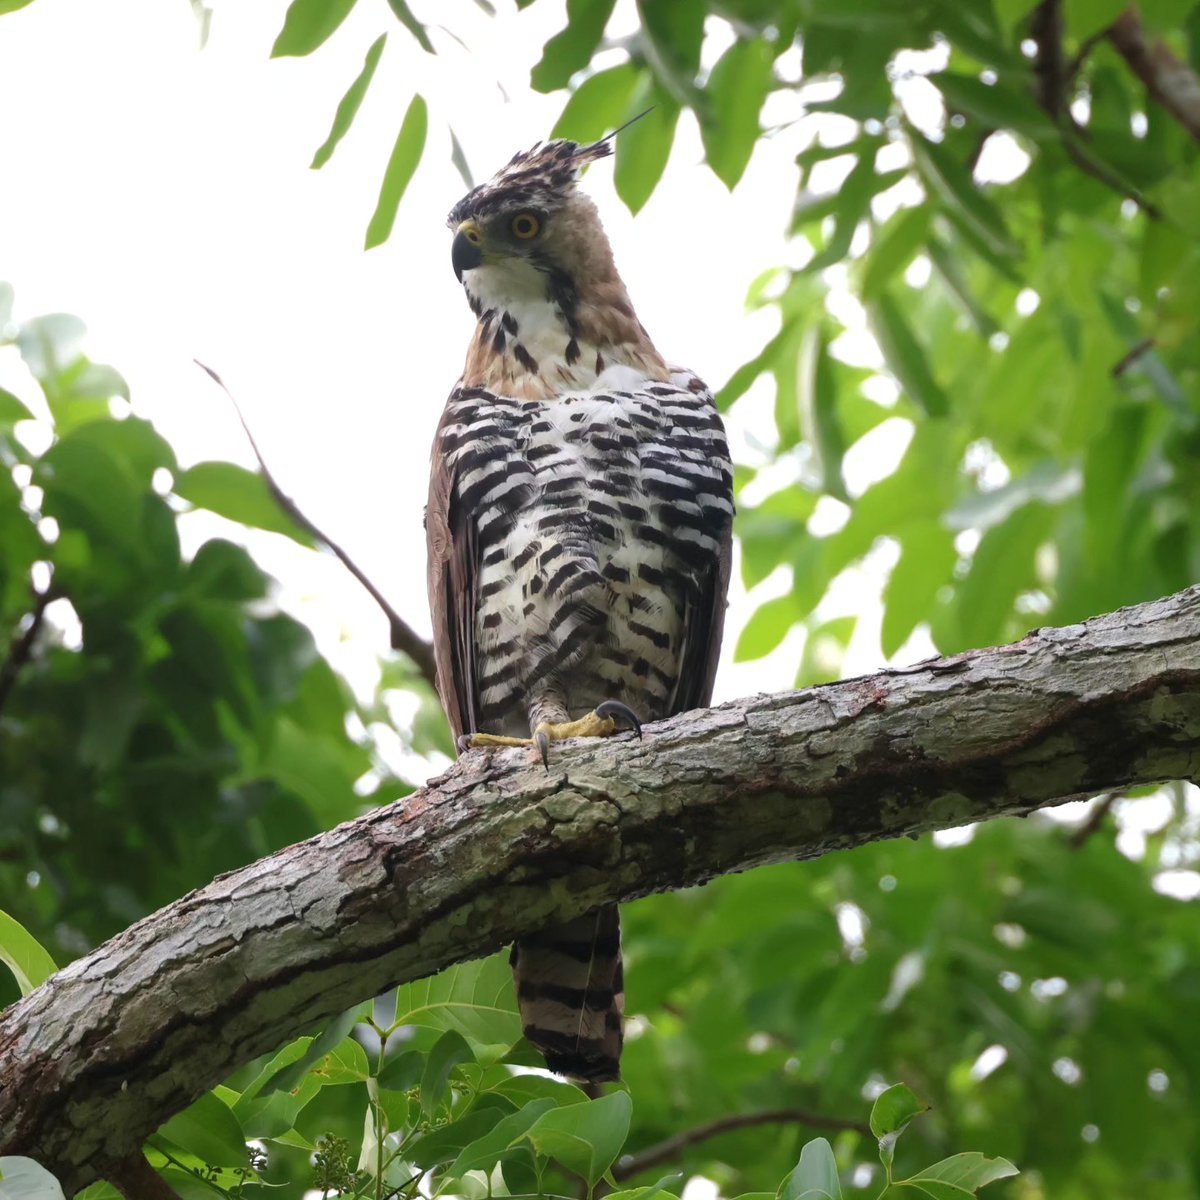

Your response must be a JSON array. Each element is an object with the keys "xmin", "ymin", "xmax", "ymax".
[
  {"xmin": 535, "ymin": 730, "xmax": 551, "ymax": 771},
  {"xmin": 456, "ymin": 733, "xmax": 475, "ymax": 754},
  {"xmin": 596, "ymin": 699, "xmax": 642, "ymax": 739}
]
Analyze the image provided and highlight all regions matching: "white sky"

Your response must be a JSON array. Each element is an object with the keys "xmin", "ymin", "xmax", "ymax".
[{"xmin": 0, "ymin": 0, "xmax": 844, "ymax": 711}]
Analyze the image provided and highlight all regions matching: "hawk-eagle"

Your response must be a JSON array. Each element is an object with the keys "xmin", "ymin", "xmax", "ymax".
[{"xmin": 426, "ymin": 133, "xmax": 734, "ymax": 1081}]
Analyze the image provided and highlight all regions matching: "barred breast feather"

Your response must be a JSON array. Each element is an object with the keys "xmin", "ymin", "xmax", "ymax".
[{"xmin": 427, "ymin": 366, "xmax": 732, "ymax": 1081}]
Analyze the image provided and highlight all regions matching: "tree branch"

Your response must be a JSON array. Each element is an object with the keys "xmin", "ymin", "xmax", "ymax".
[
  {"xmin": 106, "ymin": 1154, "xmax": 186, "ymax": 1200},
  {"xmin": 1030, "ymin": 0, "xmax": 1162, "ymax": 217},
  {"xmin": 0, "ymin": 585, "xmax": 52, "ymax": 717},
  {"xmin": 612, "ymin": 1108, "xmax": 871, "ymax": 1181},
  {"xmin": 4, "ymin": 585, "xmax": 1200, "ymax": 1192},
  {"xmin": 193, "ymin": 361, "xmax": 438, "ymax": 688},
  {"xmin": 1109, "ymin": 7, "xmax": 1200, "ymax": 142}
]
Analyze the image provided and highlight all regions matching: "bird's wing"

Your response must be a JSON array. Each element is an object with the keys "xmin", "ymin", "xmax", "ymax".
[
  {"xmin": 425, "ymin": 393, "xmax": 479, "ymax": 742},
  {"xmin": 665, "ymin": 372, "xmax": 735, "ymax": 716}
]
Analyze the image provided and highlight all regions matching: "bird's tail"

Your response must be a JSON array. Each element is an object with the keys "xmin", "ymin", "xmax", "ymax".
[{"xmin": 510, "ymin": 904, "xmax": 623, "ymax": 1083}]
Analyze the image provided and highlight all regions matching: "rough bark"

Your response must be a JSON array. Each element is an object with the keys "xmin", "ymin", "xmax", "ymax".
[{"xmin": 3, "ymin": 587, "xmax": 1200, "ymax": 1193}]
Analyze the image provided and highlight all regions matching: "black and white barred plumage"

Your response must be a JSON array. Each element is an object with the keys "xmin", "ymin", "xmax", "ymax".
[{"xmin": 427, "ymin": 134, "xmax": 733, "ymax": 1082}]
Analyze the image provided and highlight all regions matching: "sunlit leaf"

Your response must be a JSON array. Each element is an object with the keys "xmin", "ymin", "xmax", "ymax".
[
  {"xmin": 779, "ymin": 1137, "xmax": 842, "ymax": 1200},
  {"xmin": 532, "ymin": 0, "xmax": 617, "ymax": 93},
  {"xmin": 521, "ymin": 1091, "xmax": 633, "ymax": 1187},
  {"xmin": 311, "ymin": 34, "xmax": 387, "ymax": 169},
  {"xmin": 0, "ymin": 909, "xmax": 57, "ymax": 996},
  {"xmin": 174, "ymin": 462, "xmax": 315, "ymax": 546},
  {"xmin": 700, "ymin": 38, "xmax": 775, "ymax": 188},
  {"xmin": 365, "ymin": 94, "xmax": 428, "ymax": 250},
  {"xmin": 156, "ymin": 1090, "xmax": 248, "ymax": 1169},
  {"xmin": 391, "ymin": 952, "xmax": 522, "ymax": 1062},
  {"xmin": 271, "ymin": 0, "xmax": 357, "ymax": 57},
  {"xmin": 385, "ymin": 0, "xmax": 434, "ymax": 54}
]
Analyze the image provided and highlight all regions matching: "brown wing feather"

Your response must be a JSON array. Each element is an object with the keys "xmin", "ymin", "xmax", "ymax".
[
  {"xmin": 668, "ymin": 527, "xmax": 732, "ymax": 716},
  {"xmin": 425, "ymin": 398, "xmax": 478, "ymax": 742}
]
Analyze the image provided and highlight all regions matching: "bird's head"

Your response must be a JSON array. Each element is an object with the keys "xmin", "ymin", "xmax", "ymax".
[
  {"xmin": 446, "ymin": 137, "xmax": 620, "ymax": 310},
  {"xmin": 447, "ymin": 125, "xmax": 666, "ymax": 396}
]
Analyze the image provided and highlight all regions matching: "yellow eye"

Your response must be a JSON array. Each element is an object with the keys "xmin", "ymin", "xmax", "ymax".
[{"xmin": 511, "ymin": 212, "xmax": 541, "ymax": 240}]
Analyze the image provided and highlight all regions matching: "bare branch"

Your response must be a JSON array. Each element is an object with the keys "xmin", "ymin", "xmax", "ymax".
[
  {"xmin": 1066, "ymin": 791, "xmax": 1120, "ymax": 849},
  {"xmin": 1029, "ymin": 0, "xmax": 1162, "ymax": 217},
  {"xmin": 1111, "ymin": 336, "xmax": 1157, "ymax": 377},
  {"xmin": 3, "ymin": 585, "xmax": 1200, "ymax": 1192},
  {"xmin": 1109, "ymin": 7, "xmax": 1200, "ymax": 142},
  {"xmin": 613, "ymin": 1108, "xmax": 871, "ymax": 1181},
  {"xmin": 106, "ymin": 1154, "xmax": 186, "ymax": 1200},
  {"xmin": 0, "ymin": 584, "xmax": 52, "ymax": 717},
  {"xmin": 193, "ymin": 361, "xmax": 438, "ymax": 688}
]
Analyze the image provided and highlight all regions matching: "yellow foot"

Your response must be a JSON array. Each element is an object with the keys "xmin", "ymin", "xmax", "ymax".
[{"xmin": 459, "ymin": 701, "xmax": 642, "ymax": 769}]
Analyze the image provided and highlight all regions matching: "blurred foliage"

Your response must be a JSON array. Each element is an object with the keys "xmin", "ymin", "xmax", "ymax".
[{"xmin": 3, "ymin": 0, "xmax": 1200, "ymax": 1197}]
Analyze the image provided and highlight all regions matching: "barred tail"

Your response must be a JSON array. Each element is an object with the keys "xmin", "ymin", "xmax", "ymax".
[{"xmin": 510, "ymin": 905, "xmax": 624, "ymax": 1083}]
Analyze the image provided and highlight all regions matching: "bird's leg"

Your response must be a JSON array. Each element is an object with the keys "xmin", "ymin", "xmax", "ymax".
[
  {"xmin": 458, "ymin": 700, "xmax": 642, "ymax": 767},
  {"xmin": 532, "ymin": 700, "xmax": 642, "ymax": 768}
]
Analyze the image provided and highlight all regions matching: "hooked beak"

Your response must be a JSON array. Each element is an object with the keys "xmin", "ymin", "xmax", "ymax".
[{"xmin": 452, "ymin": 220, "xmax": 484, "ymax": 282}]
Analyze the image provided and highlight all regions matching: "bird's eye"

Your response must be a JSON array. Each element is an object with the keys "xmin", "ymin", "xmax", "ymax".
[{"xmin": 511, "ymin": 212, "xmax": 541, "ymax": 240}]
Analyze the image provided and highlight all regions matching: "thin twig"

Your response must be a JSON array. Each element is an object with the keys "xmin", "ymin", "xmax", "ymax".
[
  {"xmin": 1067, "ymin": 791, "xmax": 1119, "ymax": 849},
  {"xmin": 193, "ymin": 361, "xmax": 438, "ymax": 689},
  {"xmin": 1109, "ymin": 7, "xmax": 1200, "ymax": 142},
  {"xmin": 0, "ymin": 585, "xmax": 52, "ymax": 717},
  {"xmin": 612, "ymin": 1108, "xmax": 871, "ymax": 1181},
  {"xmin": 1111, "ymin": 336, "xmax": 1156, "ymax": 377}
]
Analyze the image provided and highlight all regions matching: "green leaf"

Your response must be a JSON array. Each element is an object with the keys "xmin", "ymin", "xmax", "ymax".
[
  {"xmin": 1063, "ymin": 0, "xmax": 1127, "ymax": 41},
  {"xmin": 909, "ymin": 132, "xmax": 1018, "ymax": 260},
  {"xmin": 635, "ymin": 0, "xmax": 704, "ymax": 110},
  {"xmin": 420, "ymin": 1029, "xmax": 474, "ymax": 1117},
  {"xmin": 391, "ymin": 952, "xmax": 522, "ymax": 1062},
  {"xmin": 735, "ymin": 593, "xmax": 802, "ymax": 662},
  {"xmin": 0, "ymin": 910, "xmax": 56, "ymax": 996},
  {"xmin": 271, "ymin": 0, "xmax": 357, "ymax": 57},
  {"xmin": 311, "ymin": 34, "xmax": 387, "ymax": 169},
  {"xmin": 532, "ymin": 0, "xmax": 617, "ymax": 93},
  {"xmin": 900, "ymin": 1152, "xmax": 1019, "ymax": 1196},
  {"xmin": 377, "ymin": 1048, "xmax": 425, "ymax": 1091},
  {"xmin": 947, "ymin": 502, "xmax": 1053, "ymax": 652},
  {"xmin": 448, "ymin": 1098, "xmax": 558, "ymax": 1176},
  {"xmin": 552, "ymin": 63, "xmax": 640, "ymax": 144},
  {"xmin": 174, "ymin": 462, "xmax": 314, "ymax": 546},
  {"xmin": 385, "ymin": 0, "xmax": 435, "ymax": 54},
  {"xmin": 860, "ymin": 206, "xmax": 931, "ymax": 303},
  {"xmin": 797, "ymin": 615, "xmax": 856, "ymax": 687},
  {"xmin": 870, "ymin": 1085, "xmax": 930, "ymax": 1176},
  {"xmin": 931, "ymin": 73, "xmax": 1057, "ymax": 141},
  {"xmin": 449, "ymin": 126, "xmax": 474, "ymax": 190},
  {"xmin": 799, "ymin": 151, "xmax": 880, "ymax": 271},
  {"xmin": 868, "ymin": 292, "xmax": 950, "ymax": 418},
  {"xmin": 313, "ymin": 1037, "xmax": 372, "ymax": 1084},
  {"xmin": 779, "ymin": 1137, "xmax": 843, "ymax": 1200},
  {"xmin": 797, "ymin": 326, "xmax": 847, "ymax": 500},
  {"xmin": 614, "ymin": 82, "xmax": 680, "ymax": 214},
  {"xmin": 521, "ymin": 1090, "xmax": 633, "ymax": 1188},
  {"xmin": 882, "ymin": 522, "xmax": 957, "ymax": 657},
  {"xmin": 365, "ymin": 94, "xmax": 428, "ymax": 250},
  {"xmin": 0, "ymin": 387, "xmax": 33, "ymax": 427},
  {"xmin": 408, "ymin": 1107, "xmax": 507, "ymax": 1168},
  {"xmin": 870, "ymin": 1082, "xmax": 928, "ymax": 1137},
  {"xmin": 156, "ymin": 1090, "xmax": 247, "ymax": 1169},
  {"xmin": 700, "ymin": 39, "xmax": 775, "ymax": 188},
  {"xmin": 0, "ymin": 0, "xmax": 38, "ymax": 14}
]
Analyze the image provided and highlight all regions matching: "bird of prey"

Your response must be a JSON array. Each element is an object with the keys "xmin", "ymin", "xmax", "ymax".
[{"xmin": 426, "ymin": 132, "xmax": 734, "ymax": 1082}]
